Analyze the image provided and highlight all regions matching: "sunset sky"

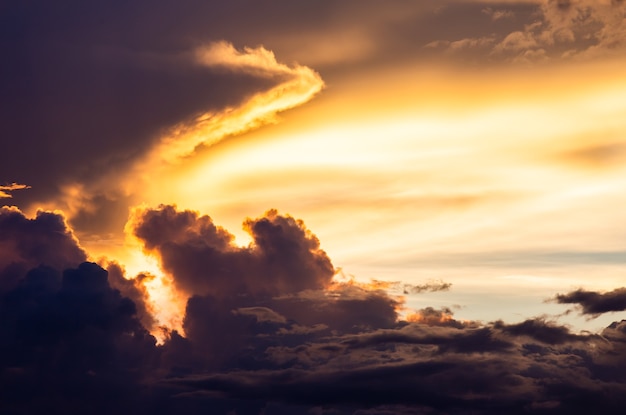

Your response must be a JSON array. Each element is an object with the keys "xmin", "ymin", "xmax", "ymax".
[{"xmin": 2, "ymin": 1, "xmax": 626, "ymax": 414}]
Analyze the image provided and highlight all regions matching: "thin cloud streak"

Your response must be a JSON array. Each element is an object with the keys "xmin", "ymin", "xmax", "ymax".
[
  {"xmin": 147, "ymin": 41, "xmax": 324, "ymax": 165},
  {"xmin": 0, "ymin": 183, "xmax": 31, "ymax": 199}
]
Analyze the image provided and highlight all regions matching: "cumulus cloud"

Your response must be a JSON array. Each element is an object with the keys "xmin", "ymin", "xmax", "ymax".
[
  {"xmin": 0, "ymin": 207, "xmax": 86, "ymax": 292},
  {"xmin": 0, "ymin": 262, "xmax": 159, "ymax": 415},
  {"xmin": 5, "ymin": 205, "xmax": 626, "ymax": 413},
  {"xmin": 130, "ymin": 206, "xmax": 334, "ymax": 298},
  {"xmin": 0, "ymin": 208, "xmax": 158, "ymax": 413}
]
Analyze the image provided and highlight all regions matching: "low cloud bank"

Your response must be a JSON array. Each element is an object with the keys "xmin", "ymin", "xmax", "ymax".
[{"xmin": 2, "ymin": 206, "xmax": 626, "ymax": 414}]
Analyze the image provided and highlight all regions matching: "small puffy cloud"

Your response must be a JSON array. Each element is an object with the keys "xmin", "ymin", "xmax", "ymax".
[{"xmin": 405, "ymin": 306, "xmax": 464, "ymax": 328}]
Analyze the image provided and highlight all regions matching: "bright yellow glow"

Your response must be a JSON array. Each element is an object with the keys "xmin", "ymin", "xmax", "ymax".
[
  {"xmin": 51, "ymin": 43, "xmax": 326, "ymax": 338},
  {"xmin": 120, "ymin": 208, "xmax": 188, "ymax": 342},
  {"xmin": 119, "ymin": 249, "xmax": 186, "ymax": 343},
  {"xmin": 141, "ymin": 60, "xmax": 626, "ymax": 298},
  {"xmin": 56, "ymin": 55, "xmax": 626, "ymax": 334}
]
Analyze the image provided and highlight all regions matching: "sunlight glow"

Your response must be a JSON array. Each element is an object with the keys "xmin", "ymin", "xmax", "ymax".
[{"xmin": 123, "ymin": 235, "xmax": 187, "ymax": 343}]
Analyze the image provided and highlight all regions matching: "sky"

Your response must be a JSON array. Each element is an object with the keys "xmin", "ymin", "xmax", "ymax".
[{"xmin": 2, "ymin": 0, "xmax": 626, "ymax": 414}]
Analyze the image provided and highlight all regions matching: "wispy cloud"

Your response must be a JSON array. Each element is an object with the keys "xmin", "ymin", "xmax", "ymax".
[{"xmin": 0, "ymin": 183, "xmax": 30, "ymax": 199}]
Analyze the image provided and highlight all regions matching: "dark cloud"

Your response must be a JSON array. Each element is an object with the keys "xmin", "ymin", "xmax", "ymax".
[
  {"xmin": 105, "ymin": 261, "xmax": 157, "ymax": 332},
  {"xmin": 554, "ymin": 287, "xmax": 626, "ymax": 316},
  {"xmin": 0, "ymin": 262, "xmax": 158, "ymax": 415},
  {"xmin": 168, "ymin": 317, "xmax": 626, "ymax": 414},
  {"xmin": 5, "ymin": 2, "xmax": 626, "ymax": 413},
  {"xmin": 0, "ymin": 207, "xmax": 86, "ymax": 292},
  {"xmin": 493, "ymin": 317, "xmax": 587, "ymax": 344},
  {"xmin": 404, "ymin": 280, "xmax": 452, "ymax": 294},
  {"xmin": 6, "ymin": 205, "xmax": 626, "ymax": 413},
  {"xmin": 0, "ymin": 208, "xmax": 158, "ymax": 413},
  {"xmin": 1, "ymin": 0, "xmax": 320, "ymax": 220},
  {"xmin": 131, "ymin": 206, "xmax": 335, "ymax": 298},
  {"xmin": 131, "ymin": 205, "xmax": 398, "ymax": 371}
]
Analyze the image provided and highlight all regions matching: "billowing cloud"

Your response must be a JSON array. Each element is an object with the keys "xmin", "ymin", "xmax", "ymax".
[
  {"xmin": 0, "ymin": 207, "xmax": 86, "ymax": 292},
  {"xmin": 130, "ymin": 206, "xmax": 334, "ymax": 298},
  {"xmin": 168, "ymin": 316, "xmax": 626, "ymax": 414},
  {"xmin": 0, "ymin": 210, "xmax": 156, "ymax": 413},
  {"xmin": 4, "ymin": 205, "xmax": 626, "ymax": 413}
]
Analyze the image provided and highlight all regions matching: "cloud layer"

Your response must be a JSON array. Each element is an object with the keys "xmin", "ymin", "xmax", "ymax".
[{"xmin": 3, "ymin": 206, "xmax": 626, "ymax": 414}]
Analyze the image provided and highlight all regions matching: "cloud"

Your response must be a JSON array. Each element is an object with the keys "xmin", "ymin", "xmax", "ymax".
[
  {"xmin": 144, "ymin": 42, "xmax": 323, "ymax": 166},
  {"xmin": 427, "ymin": 0, "xmax": 626, "ymax": 63},
  {"xmin": 0, "ymin": 183, "xmax": 30, "ymax": 199},
  {"xmin": 0, "ymin": 207, "xmax": 87, "ymax": 292},
  {"xmin": 168, "ymin": 317, "xmax": 626, "ymax": 414},
  {"xmin": 1, "ymin": 0, "xmax": 323, "ymax": 238},
  {"xmin": 35, "ymin": 39, "xmax": 322, "ymax": 241},
  {"xmin": 130, "ymin": 206, "xmax": 334, "ymax": 298},
  {"xmin": 104, "ymin": 261, "xmax": 158, "ymax": 333},
  {"xmin": 482, "ymin": 7, "xmax": 516, "ymax": 21},
  {"xmin": 554, "ymin": 287, "xmax": 626, "ymax": 316},
  {"xmin": 0, "ymin": 208, "xmax": 159, "ymax": 413},
  {"xmin": 0, "ymin": 261, "xmax": 158, "ymax": 415},
  {"xmin": 328, "ymin": 275, "xmax": 452, "ymax": 295},
  {"xmin": 5, "ymin": 204, "xmax": 626, "ymax": 413},
  {"xmin": 3, "ymin": 2, "xmax": 626, "ymax": 413},
  {"xmin": 405, "ymin": 280, "xmax": 452, "ymax": 294},
  {"xmin": 493, "ymin": 317, "xmax": 588, "ymax": 344}
]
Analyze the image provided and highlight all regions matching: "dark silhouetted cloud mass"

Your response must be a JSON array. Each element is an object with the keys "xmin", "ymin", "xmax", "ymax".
[{"xmin": 3, "ymin": 206, "xmax": 626, "ymax": 414}]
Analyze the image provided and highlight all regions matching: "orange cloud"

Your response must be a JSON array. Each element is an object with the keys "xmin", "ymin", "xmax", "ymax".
[
  {"xmin": 0, "ymin": 182, "xmax": 31, "ymax": 199},
  {"xmin": 144, "ymin": 41, "xmax": 324, "ymax": 165}
]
